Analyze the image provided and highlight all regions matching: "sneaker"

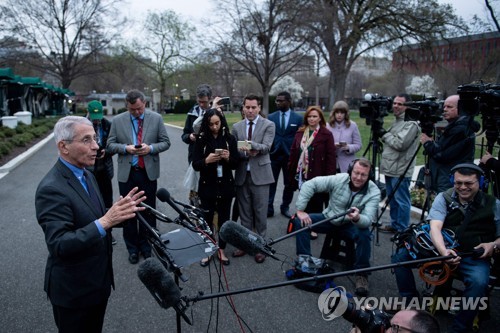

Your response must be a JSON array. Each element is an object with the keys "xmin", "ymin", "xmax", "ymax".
[
  {"xmin": 111, "ymin": 236, "xmax": 117, "ymax": 245},
  {"xmin": 379, "ymin": 225, "xmax": 397, "ymax": 233},
  {"xmin": 355, "ymin": 275, "xmax": 369, "ymax": 296}
]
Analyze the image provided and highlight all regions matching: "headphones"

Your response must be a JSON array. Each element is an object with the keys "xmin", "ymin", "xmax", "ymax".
[
  {"xmin": 347, "ymin": 158, "xmax": 374, "ymax": 180},
  {"xmin": 449, "ymin": 163, "xmax": 485, "ymax": 189}
]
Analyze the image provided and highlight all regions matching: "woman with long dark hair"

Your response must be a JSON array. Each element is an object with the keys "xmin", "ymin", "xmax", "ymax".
[{"xmin": 192, "ymin": 109, "xmax": 239, "ymax": 266}]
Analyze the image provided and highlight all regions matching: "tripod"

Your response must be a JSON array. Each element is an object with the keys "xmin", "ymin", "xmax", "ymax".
[{"xmin": 373, "ymin": 143, "xmax": 422, "ymax": 244}]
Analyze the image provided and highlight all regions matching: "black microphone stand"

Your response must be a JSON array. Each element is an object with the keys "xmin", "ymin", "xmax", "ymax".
[
  {"xmin": 136, "ymin": 211, "xmax": 188, "ymax": 333},
  {"xmin": 266, "ymin": 209, "xmax": 353, "ymax": 248},
  {"xmin": 184, "ymin": 250, "xmax": 481, "ymax": 304}
]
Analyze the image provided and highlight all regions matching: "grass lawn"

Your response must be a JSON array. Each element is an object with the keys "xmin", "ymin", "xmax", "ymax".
[{"xmin": 163, "ymin": 110, "xmax": 494, "ymax": 167}]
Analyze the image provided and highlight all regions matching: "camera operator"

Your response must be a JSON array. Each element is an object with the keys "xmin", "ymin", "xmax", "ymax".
[
  {"xmin": 378, "ymin": 94, "xmax": 421, "ymax": 233},
  {"xmin": 480, "ymin": 151, "xmax": 500, "ymax": 197},
  {"xmin": 420, "ymin": 95, "xmax": 480, "ymax": 193},
  {"xmin": 349, "ymin": 309, "xmax": 440, "ymax": 333}
]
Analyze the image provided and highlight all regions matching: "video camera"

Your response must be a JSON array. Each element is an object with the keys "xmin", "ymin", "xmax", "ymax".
[
  {"xmin": 404, "ymin": 98, "xmax": 443, "ymax": 137},
  {"xmin": 359, "ymin": 94, "xmax": 392, "ymax": 136},
  {"xmin": 342, "ymin": 301, "xmax": 391, "ymax": 333},
  {"xmin": 457, "ymin": 82, "xmax": 500, "ymax": 151}
]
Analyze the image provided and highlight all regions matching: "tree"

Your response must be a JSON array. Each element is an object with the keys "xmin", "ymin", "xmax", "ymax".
[
  {"xmin": 297, "ymin": 0, "xmax": 464, "ymax": 109},
  {"xmin": 213, "ymin": 0, "xmax": 309, "ymax": 114},
  {"xmin": 0, "ymin": 0, "xmax": 124, "ymax": 89},
  {"xmin": 126, "ymin": 10, "xmax": 195, "ymax": 110},
  {"xmin": 270, "ymin": 75, "xmax": 304, "ymax": 102},
  {"xmin": 406, "ymin": 75, "xmax": 438, "ymax": 97}
]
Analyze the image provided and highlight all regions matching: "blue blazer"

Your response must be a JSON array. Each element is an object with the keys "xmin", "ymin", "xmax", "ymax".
[{"xmin": 268, "ymin": 110, "xmax": 303, "ymax": 156}]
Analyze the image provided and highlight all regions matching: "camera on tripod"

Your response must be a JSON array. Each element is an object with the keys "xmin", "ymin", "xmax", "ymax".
[
  {"xmin": 403, "ymin": 99, "xmax": 443, "ymax": 137},
  {"xmin": 359, "ymin": 94, "xmax": 392, "ymax": 135},
  {"xmin": 458, "ymin": 82, "xmax": 500, "ymax": 145}
]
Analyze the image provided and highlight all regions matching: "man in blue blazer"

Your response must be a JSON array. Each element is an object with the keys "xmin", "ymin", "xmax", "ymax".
[
  {"xmin": 36, "ymin": 116, "xmax": 146, "ymax": 333},
  {"xmin": 107, "ymin": 90, "xmax": 170, "ymax": 264},
  {"xmin": 267, "ymin": 91, "xmax": 303, "ymax": 218}
]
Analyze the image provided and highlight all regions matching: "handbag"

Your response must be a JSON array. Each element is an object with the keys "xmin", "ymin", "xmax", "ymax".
[{"xmin": 183, "ymin": 163, "xmax": 199, "ymax": 191}]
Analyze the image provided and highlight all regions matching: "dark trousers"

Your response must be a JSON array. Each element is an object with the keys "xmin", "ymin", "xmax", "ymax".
[
  {"xmin": 119, "ymin": 168, "xmax": 157, "ymax": 255},
  {"xmin": 52, "ymin": 300, "xmax": 108, "ymax": 333},
  {"xmin": 268, "ymin": 153, "xmax": 294, "ymax": 212},
  {"xmin": 200, "ymin": 196, "xmax": 233, "ymax": 249}
]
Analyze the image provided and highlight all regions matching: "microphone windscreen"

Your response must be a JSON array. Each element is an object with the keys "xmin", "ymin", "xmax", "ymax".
[
  {"xmin": 156, "ymin": 188, "xmax": 170, "ymax": 203},
  {"xmin": 219, "ymin": 221, "xmax": 266, "ymax": 256},
  {"xmin": 137, "ymin": 258, "xmax": 181, "ymax": 309}
]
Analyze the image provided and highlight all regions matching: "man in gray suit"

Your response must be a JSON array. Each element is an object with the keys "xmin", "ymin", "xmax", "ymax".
[
  {"xmin": 231, "ymin": 94, "xmax": 275, "ymax": 263},
  {"xmin": 107, "ymin": 90, "xmax": 170, "ymax": 264}
]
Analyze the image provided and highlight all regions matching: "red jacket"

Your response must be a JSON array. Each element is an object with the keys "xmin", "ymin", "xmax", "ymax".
[{"xmin": 288, "ymin": 126, "xmax": 336, "ymax": 190}]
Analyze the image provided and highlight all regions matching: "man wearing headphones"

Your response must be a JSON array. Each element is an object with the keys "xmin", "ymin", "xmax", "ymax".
[
  {"xmin": 291, "ymin": 158, "xmax": 381, "ymax": 296},
  {"xmin": 392, "ymin": 163, "xmax": 500, "ymax": 333}
]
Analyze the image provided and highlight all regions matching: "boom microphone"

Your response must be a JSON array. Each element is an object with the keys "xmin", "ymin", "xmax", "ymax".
[
  {"xmin": 137, "ymin": 258, "xmax": 192, "ymax": 325},
  {"xmin": 219, "ymin": 221, "xmax": 278, "ymax": 259}
]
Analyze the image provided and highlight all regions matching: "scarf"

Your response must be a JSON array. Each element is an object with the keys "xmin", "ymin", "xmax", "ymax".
[{"xmin": 296, "ymin": 127, "xmax": 319, "ymax": 189}]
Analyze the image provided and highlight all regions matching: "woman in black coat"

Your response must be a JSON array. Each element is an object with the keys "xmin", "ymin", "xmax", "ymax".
[{"xmin": 192, "ymin": 109, "xmax": 239, "ymax": 265}]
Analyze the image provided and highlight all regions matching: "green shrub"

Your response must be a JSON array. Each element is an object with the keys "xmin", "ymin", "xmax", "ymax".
[
  {"xmin": 15, "ymin": 123, "xmax": 29, "ymax": 134},
  {"xmin": 0, "ymin": 127, "xmax": 16, "ymax": 138},
  {"xmin": 0, "ymin": 141, "xmax": 13, "ymax": 156},
  {"xmin": 10, "ymin": 132, "xmax": 35, "ymax": 147},
  {"xmin": 29, "ymin": 125, "xmax": 50, "ymax": 138}
]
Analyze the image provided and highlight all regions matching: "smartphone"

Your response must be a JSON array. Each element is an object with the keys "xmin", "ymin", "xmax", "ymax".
[
  {"xmin": 217, "ymin": 97, "xmax": 231, "ymax": 106},
  {"xmin": 215, "ymin": 149, "xmax": 224, "ymax": 155},
  {"xmin": 135, "ymin": 144, "xmax": 142, "ymax": 149}
]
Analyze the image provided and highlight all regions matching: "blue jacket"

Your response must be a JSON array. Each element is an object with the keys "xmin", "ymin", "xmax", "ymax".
[{"xmin": 268, "ymin": 110, "xmax": 303, "ymax": 157}]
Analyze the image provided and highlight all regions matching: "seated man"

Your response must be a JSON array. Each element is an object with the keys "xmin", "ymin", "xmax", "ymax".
[
  {"xmin": 291, "ymin": 158, "xmax": 380, "ymax": 296},
  {"xmin": 392, "ymin": 163, "xmax": 500, "ymax": 333}
]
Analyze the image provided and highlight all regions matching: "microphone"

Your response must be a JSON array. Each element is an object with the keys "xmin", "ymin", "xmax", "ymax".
[
  {"xmin": 156, "ymin": 188, "xmax": 197, "ymax": 232},
  {"xmin": 139, "ymin": 202, "xmax": 173, "ymax": 223},
  {"xmin": 219, "ymin": 221, "xmax": 278, "ymax": 259},
  {"xmin": 137, "ymin": 258, "xmax": 192, "ymax": 325}
]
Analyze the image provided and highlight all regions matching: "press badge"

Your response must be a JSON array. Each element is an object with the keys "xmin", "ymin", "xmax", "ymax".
[{"xmin": 217, "ymin": 164, "xmax": 223, "ymax": 177}]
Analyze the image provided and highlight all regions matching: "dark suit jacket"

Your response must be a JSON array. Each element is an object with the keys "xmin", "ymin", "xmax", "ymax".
[
  {"xmin": 35, "ymin": 160, "xmax": 113, "ymax": 308},
  {"xmin": 107, "ymin": 110, "xmax": 170, "ymax": 182},
  {"xmin": 268, "ymin": 110, "xmax": 303, "ymax": 157}
]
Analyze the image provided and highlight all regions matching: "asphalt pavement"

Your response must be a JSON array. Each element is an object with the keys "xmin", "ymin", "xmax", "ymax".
[{"xmin": 0, "ymin": 121, "xmax": 498, "ymax": 333}]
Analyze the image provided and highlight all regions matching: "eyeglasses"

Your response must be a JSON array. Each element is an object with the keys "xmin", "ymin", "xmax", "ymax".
[
  {"xmin": 275, "ymin": 99, "xmax": 287, "ymax": 104},
  {"xmin": 390, "ymin": 324, "xmax": 422, "ymax": 333},
  {"xmin": 454, "ymin": 180, "xmax": 478, "ymax": 187},
  {"xmin": 64, "ymin": 135, "xmax": 100, "ymax": 146}
]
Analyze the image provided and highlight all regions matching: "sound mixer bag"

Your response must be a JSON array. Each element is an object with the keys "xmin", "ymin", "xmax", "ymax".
[{"xmin": 285, "ymin": 255, "xmax": 335, "ymax": 293}]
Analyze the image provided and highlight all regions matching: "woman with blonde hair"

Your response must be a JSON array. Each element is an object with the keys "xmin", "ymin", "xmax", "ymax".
[
  {"xmin": 288, "ymin": 106, "xmax": 336, "ymax": 239},
  {"xmin": 326, "ymin": 101, "xmax": 362, "ymax": 173}
]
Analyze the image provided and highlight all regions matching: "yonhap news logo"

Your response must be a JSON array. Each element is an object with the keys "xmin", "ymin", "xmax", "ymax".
[
  {"xmin": 317, "ymin": 286, "xmax": 349, "ymax": 320},
  {"xmin": 318, "ymin": 287, "xmax": 489, "ymax": 320}
]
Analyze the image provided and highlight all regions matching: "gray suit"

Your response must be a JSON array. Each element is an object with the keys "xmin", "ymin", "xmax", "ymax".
[
  {"xmin": 107, "ymin": 110, "xmax": 170, "ymax": 256},
  {"xmin": 107, "ymin": 110, "xmax": 170, "ymax": 182},
  {"xmin": 232, "ymin": 116, "xmax": 275, "ymax": 237}
]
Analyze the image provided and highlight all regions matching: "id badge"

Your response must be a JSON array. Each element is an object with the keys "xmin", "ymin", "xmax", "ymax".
[{"xmin": 217, "ymin": 164, "xmax": 223, "ymax": 178}]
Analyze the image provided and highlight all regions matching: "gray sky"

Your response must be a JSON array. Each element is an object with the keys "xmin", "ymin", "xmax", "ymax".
[{"xmin": 125, "ymin": 0, "xmax": 492, "ymax": 23}]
